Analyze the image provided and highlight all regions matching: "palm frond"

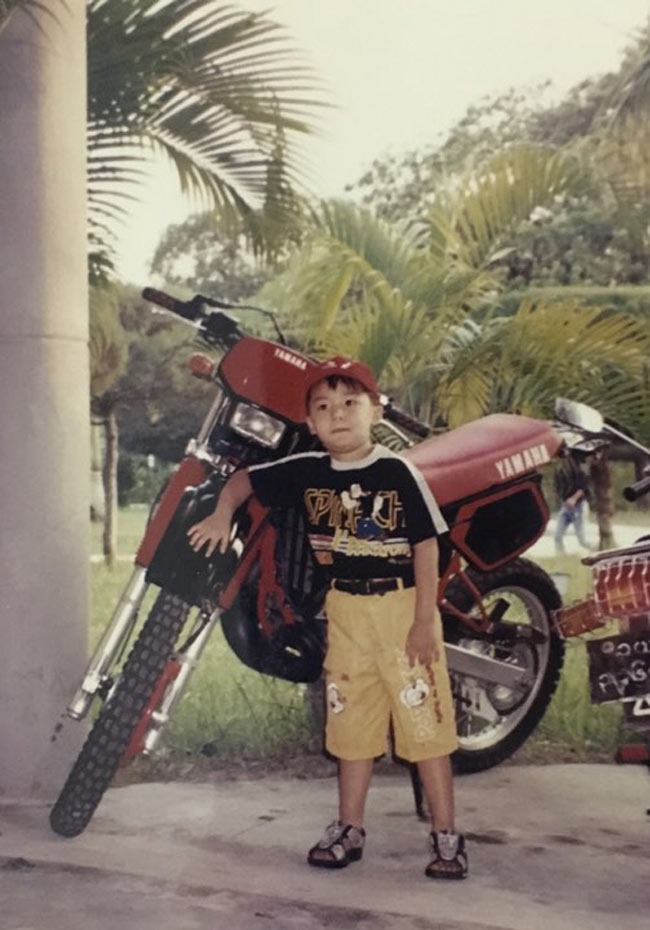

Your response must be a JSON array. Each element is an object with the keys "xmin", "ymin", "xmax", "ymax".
[
  {"xmin": 426, "ymin": 144, "xmax": 590, "ymax": 269},
  {"xmin": 435, "ymin": 298, "xmax": 650, "ymax": 436},
  {"xmin": 87, "ymin": 0, "xmax": 327, "ymax": 274}
]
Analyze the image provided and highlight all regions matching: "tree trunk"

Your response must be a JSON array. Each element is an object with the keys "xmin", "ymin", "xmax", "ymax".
[
  {"xmin": 90, "ymin": 417, "xmax": 105, "ymax": 521},
  {"xmin": 589, "ymin": 453, "xmax": 616, "ymax": 550},
  {"xmin": 102, "ymin": 404, "xmax": 118, "ymax": 566}
]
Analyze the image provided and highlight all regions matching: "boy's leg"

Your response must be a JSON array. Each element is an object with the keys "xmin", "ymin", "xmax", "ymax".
[
  {"xmin": 377, "ymin": 589, "xmax": 467, "ymax": 877},
  {"xmin": 338, "ymin": 757, "xmax": 374, "ymax": 827},
  {"xmin": 416, "ymin": 753, "xmax": 454, "ymax": 832},
  {"xmin": 419, "ymin": 753, "xmax": 467, "ymax": 879},
  {"xmin": 307, "ymin": 754, "xmax": 372, "ymax": 868},
  {"xmin": 307, "ymin": 589, "xmax": 388, "ymax": 868}
]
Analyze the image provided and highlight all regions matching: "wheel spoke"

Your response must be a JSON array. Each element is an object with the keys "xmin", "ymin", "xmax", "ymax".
[{"xmin": 444, "ymin": 559, "xmax": 564, "ymax": 772}]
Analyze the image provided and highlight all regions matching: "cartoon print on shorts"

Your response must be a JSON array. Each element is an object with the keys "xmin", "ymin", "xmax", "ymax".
[
  {"xmin": 399, "ymin": 677, "xmax": 430, "ymax": 708},
  {"xmin": 340, "ymin": 483, "xmax": 384, "ymax": 540},
  {"xmin": 327, "ymin": 681, "xmax": 346, "ymax": 714}
]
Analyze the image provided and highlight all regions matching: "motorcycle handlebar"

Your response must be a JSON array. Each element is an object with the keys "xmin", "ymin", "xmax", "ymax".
[
  {"xmin": 383, "ymin": 403, "xmax": 431, "ymax": 438},
  {"xmin": 623, "ymin": 475, "xmax": 650, "ymax": 502},
  {"xmin": 142, "ymin": 287, "xmax": 202, "ymax": 322},
  {"xmin": 142, "ymin": 288, "xmax": 242, "ymax": 348}
]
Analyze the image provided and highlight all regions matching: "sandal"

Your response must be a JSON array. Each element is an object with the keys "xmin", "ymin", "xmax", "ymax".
[
  {"xmin": 425, "ymin": 830, "xmax": 468, "ymax": 880},
  {"xmin": 307, "ymin": 820, "xmax": 365, "ymax": 869}
]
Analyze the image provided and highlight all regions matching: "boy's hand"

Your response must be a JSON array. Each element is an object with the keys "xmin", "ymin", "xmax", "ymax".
[
  {"xmin": 187, "ymin": 511, "xmax": 231, "ymax": 557},
  {"xmin": 405, "ymin": 613, "xmax": 440, "ymax": 668}
]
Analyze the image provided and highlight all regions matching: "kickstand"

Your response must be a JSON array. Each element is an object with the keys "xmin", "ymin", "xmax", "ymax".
[{"xmin": 409, "ymin": 763, "xmax": 429, "ymax": 821}]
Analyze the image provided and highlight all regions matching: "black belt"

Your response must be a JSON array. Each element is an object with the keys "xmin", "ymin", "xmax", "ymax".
[{"xmin": 331, "ymin": 576, "xmax": 414, "ymax": 596}]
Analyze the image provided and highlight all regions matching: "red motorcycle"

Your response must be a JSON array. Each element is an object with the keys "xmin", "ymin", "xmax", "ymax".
[{"xmin": 50, "ymin": 288, "xmax": 566, "ymax": 837}]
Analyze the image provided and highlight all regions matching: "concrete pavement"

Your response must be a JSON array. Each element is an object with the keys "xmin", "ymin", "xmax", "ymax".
[{"xmin": 1, "ymin": 764, "xmax": 648, "ymax": 930}]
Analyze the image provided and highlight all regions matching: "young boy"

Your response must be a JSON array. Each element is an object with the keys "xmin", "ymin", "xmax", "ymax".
[{"xmin": 188, "ymin": 356, "xmax": 467, "ymax": 880}]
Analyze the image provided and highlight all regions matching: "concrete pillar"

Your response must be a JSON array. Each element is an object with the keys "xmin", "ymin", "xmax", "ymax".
[{"xmin": 0, "ymin": 2, "xmax": 88, "ymax": 797}]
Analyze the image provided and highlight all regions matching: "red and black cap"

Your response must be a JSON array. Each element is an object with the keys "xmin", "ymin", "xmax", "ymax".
[{"xmin": 304, "ymin": 355, "xmax": 380, "ymax": 409}]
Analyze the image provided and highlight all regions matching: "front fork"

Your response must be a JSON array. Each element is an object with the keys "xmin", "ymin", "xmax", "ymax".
[
  {"xmin": 67, "ymin": 567, "xmax": 149, "ymax": 720},
  {"xmin": 123, "ymin": 606, "xmax": 222, "ymax": 759},
  {"xmin": 67, "ymin": 560, "xmax": 222, "ymax": 759},
  {"xmin": 67, "ymin": 454, "xmax": 210, "ymax": 723}
]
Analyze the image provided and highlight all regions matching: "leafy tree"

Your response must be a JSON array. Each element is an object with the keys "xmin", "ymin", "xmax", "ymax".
[
  {"xmin": 354, "ymin": 20, "xmax": 650, "ymax": 218},
  {"xmin": 351, "ymin": 21, "xmax": 650, "ymax": 294},
  {"xmin": 149, "ymin": 212, "xmax": 269, "ymax": 300},
  {"xmin": 114, "ymin": 286, "xmax": 215, "ymax": 463},
  {"xmin": 90, "ymin": 284, "xmax": 218, "ymax": 559}
]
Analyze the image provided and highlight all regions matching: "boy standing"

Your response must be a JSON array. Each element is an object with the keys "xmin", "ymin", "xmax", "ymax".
[{"xmin": 188, "ymin": 356, "xmax": 467, "ymax": 880}]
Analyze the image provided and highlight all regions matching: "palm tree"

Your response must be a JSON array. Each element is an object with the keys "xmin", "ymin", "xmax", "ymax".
[
  {"xmin": 87, "ymin": 0, "xmax": 325, "ymax": 280},
  {"xmin": 264, "ymin": 145, "xmax": 592, "ymax": 410},
  {"xmin": 433, "ymin": 299, "xmax": 650, "ymax": 426}
]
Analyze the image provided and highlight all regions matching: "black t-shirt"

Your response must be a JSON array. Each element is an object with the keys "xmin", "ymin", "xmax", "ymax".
[
  {"xmin": 248, "ymin": 445, "xmax": 447, "ymax": 582},
  {"xmin": 554, "ymin": 458, "xmax": 589, "ymax": 505}
]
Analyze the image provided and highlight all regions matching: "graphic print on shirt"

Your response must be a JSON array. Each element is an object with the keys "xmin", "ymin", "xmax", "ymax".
[
  {"xmin": 340, "ymin": 483, "xmax": 384, "ymax": 539},
  {"xmin": 304, "ymin": 482, "xmax": 411, "ymax": 563}
]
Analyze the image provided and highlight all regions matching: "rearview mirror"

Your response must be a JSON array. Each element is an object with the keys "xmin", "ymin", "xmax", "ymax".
[{"xmin": 554, "ymin": 397, "xmax": 604, "ymax": 433}]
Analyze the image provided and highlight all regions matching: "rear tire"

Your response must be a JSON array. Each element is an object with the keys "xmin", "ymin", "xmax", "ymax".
[
  {"xmin": 443, "ymin": 558, "xmax": 565, "ymax": 774},
  {"xmin": 49, "ymin": 591, "xmax": 189, "ymax": 837}
]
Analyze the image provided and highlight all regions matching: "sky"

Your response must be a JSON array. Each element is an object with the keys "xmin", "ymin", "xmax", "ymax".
[{"xmin": 114, "ymin": 0, "xmax": 650, "ymax": 284}]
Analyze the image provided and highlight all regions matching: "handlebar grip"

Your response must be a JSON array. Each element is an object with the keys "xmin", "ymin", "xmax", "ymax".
[
  {"xmin": 623, "ymin": 475, "xmax": 650, "ymax": 502},
  {"xmin": 384, "ymin": 404, "xmax": 431, "ymax": 438},
  {"xmin": 142, "ymin": 287, "xmax": 200, "ymax": 322}
]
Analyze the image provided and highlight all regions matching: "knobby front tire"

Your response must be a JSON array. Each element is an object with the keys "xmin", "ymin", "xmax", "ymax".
[
  {"xmin": 49, "ymin": 591, "xmax": 189, "ymax": 837},
  {"xmin": 443, "ymin": 558, "xmax": 565, "ymax": 774}
]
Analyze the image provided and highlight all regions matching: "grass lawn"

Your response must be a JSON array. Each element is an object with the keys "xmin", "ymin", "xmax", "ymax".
[
  {"xmin": 90, "ymin": 554, "xmax": 317, "ymax": 762},
  {"xmin": 90, "ymin": 506, "xmax": 150, "ymax": 560},
  {"xmin": 90, "ymin": 508, "xmax": 630, "ymax": 765}
]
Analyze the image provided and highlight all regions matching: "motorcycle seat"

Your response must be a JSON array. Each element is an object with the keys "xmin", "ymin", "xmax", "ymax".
[{"xmin": 404, "ymin": 413, "xmax": 562, "ymax": 508}]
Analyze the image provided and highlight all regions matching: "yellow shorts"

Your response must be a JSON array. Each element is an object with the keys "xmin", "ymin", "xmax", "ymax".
[{"xmin": 323, "ymin": 586, "xmax": 458, "ymax": 763}]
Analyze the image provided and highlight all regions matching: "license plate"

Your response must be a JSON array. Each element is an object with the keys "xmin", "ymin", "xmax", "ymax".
[{"xmin": 587, "ymin": 630, "xmax": 650, "ymax": 704}]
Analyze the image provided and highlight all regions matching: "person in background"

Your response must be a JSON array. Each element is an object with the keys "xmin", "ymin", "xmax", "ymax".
[{"xmin": 554, "ymin": 450, "xmax": 592, "ymax": 553}]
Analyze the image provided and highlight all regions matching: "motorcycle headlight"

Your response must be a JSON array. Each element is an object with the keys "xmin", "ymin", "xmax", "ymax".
[{"xmin": 230, "ymin": 402, "xmax": 285, "ymax": 448}]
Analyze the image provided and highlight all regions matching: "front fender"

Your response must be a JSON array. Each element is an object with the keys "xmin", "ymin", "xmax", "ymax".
[{"xmin": 145, "ymin": 478, "xmax": 237, "ymax": 606}]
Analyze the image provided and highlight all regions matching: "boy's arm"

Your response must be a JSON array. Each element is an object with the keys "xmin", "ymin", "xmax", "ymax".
[
  {"xmin": 405, "ymin": 536, "xmax": 440, "ymax": 667},
  {"xmin": 187, "ymin": 468, "xmax": 253, "ymax": 557}
]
